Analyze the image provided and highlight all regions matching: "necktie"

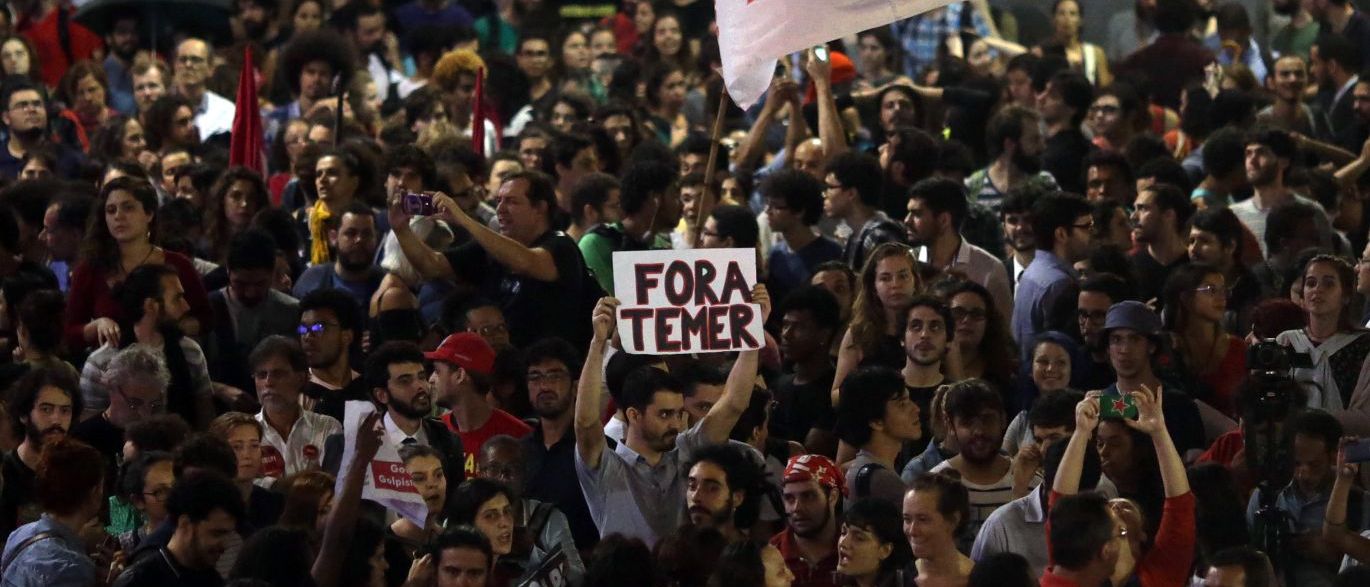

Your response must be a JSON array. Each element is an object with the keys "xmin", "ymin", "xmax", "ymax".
[{"xmin": 402, "ymin": 437, "xmax": 417, "ymax": 445}]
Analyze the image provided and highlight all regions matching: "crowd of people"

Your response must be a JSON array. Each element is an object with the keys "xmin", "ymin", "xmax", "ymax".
[{"xmin": 9, "ymin": 0, "xmax": 1370, "ymax": 586}]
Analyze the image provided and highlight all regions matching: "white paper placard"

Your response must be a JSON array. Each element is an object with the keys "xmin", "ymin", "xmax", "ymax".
[{"xmin": 611, "ymin": 248, "xmax": 763, "ymax": 355}]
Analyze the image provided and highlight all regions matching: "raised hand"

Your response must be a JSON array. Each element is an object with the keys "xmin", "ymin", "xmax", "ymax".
[
  {"xmin": 1125, "ymin": 383, "xmax": 1167, "ymax": 437},
  {"xmin": 1338, "ymin": 436, "xmax": 1362, "ymax": 480},
  {"xmin": 387, "ymin": 189, "xmax": 413, "ymax": 228},
  {"xmin": 592, "ymin": 296, "xmax": 620, "ymax": 343},
  {"xmin": 751, "ymin": 284, "xmax": 771, "ymax": 323},
  {"xmin": 430, "ymin": 192, "xmax": 466, "ymax": 225},
  {"xmin": 804, "ymin": 48, "xmax": 832, "ymax": 88},
  {"xmin": 1076, "ymin": 391, "xmax": 1101, "ymax": 434},
  {"xmin": 355, "ymin": 411, "xmax": 384, "ymax": 464}
]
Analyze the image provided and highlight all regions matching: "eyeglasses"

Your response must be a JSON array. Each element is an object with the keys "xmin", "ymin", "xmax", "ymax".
[
  {"xmin": 1077, "ymin": 309, "xmax": 1108, "ymax": 323},
  {"xmin": 177, "ymin": 54, "xmax": 207, "ymax": 65},
  {"xmin": 298, "ymin": 321, "xmax": 340, "ymax": 337},
  {"xmin": 1193, "ymin": 284, "xmax": 1228, "ymax": 296},
  {"xmin": 701, "ymin": 229, "xmax": 721, "ymax": 239},
  {"xmin": 142, "ymin": 487, "xmax": 172, "ymax": 501},
  {"xmin": 951, "ymin": 307, "xmax": 986, "ymax": 322},
  {"xmin": 520, "ymin": 50, "xmax": 549, "ymax": 57},
  {"xmin": 825, "ymin": 183, "xmax": 845, "ymax": 191},
  {"xmin": 9, "ymin": 99, "xmax": 42, "ymax": 112},
  {"xmin": 527, "ymin": 370, "xmax": 570, "ymax": 384},
  {"xmin": 114, "ymin": 386, "xmax": 165, "ymax": 413}
]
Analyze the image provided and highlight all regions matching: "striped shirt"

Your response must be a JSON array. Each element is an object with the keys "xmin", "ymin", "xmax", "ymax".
[{"xmin": 930, "ymin": 459, "xmax": 1040, "ymax": 548}]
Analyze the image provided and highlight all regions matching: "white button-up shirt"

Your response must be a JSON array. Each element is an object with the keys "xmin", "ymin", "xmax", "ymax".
[
  {"xmin": 195, "ymin": 90, "xmax": 236, "ymax": 140},
  {"xmin": 257, "ymin": 409, "xmax": 341, "ymax": 478}
]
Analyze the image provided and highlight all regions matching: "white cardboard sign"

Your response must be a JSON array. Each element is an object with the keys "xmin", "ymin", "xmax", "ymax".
[
  {"xmin": 336, "ymin": 400, "xmax": 428, "ymax": 527},
  {"xmin": 611, "ymin": 248, "xmax": 763, "ymax": 355}
]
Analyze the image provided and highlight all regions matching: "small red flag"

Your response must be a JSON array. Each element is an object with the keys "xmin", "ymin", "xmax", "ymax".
[
  {"xmin": 229, "ymin": 45, "xmax": 265, "ymax": 174},
  {"xmin": 471, "ymin": 67, "xmax": 485, "ymax": 157}
]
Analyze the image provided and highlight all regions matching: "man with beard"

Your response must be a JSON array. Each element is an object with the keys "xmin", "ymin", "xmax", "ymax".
[
  {"xmin": 113, "ymin": 471, "xmax": 244, "ymax": 587},
  {"xmin": 1129, "ymin": 184, "xmax": 1194, "ymax": 307},
  {"xmin": 1075, "ymin": 274, "xmax": 1131, "ymax": 391},
  {"xmin": 268, "ymin": 29, "xmax": 355, "ymax": 144},
  {"xmin": 293, "ymin": 203, "xmax": 383, "ymax": 307},
  {"xmin": 1038, "ymin": 71, "xmax": 1094, "ymax": 196},
  {"xmin": 1012, "ymin": 193, "xmax": 1093, "ymax": 359},
  {"xmin": 900, "ymin": 297, "xmax": 950, "ymax": 454},
  {"xmin": 79, "ymin": 264, "xmax": 215, "ymax": 428},
  {"xmin": 102, "ymin": 16, "xmax": 141, "ymax": 115},
  {"xmin": 72, "ymin": 345, "xmax": 167, "ymax": 494},
  {"xmin": 334, "ymin": 2, "xmax": 402, "ymax": 111},
  {"xmin": 207, "ymin": 230, "xmax": 300, "ymax": 396},
  {"xmin": 575, "ymin": 292, "xmax": 765, "ymax": 547},
  {"xmin": 965, "ymin": 106, "xmax": 1057, "ymax": 213},
  {"xmin": 579, "ymin": 160, "xmax": 679, "ymax": 295},
  {"xmin": 770, "ymin": 454, "xmax": 843, "ymax": 587},
  {"xmin": 518, "ymin": 337, "xmax": 598, "ymax": 550},
  {"xmin": 1231, "ymin": 128, "xmax": 1334, "ymax": 258},
  {"xmin": 683, "ymin": 443, "xmax": 760, "ymax": 543},
  {"xmin": 234, "ymin": 0, "xmax": 281, "ymax": 46},
  {"xmin": 1272, "ymin": 0, "xmax": 1320, "ymax": 60},
  {"xmin": 297, "ymin": 288, "xmax": 368, "ymax": 422},
  {"xmin": 339, "ymin": 340, "xmax": 464, "ymax": 490},
  {"xmin": 0, "ymin": 79, "xmax": 81, "ymax": 180},
  {"xmin": 428, "ymin": 332, "xmax": 531, "ymax": 477},
  {"xmin": 1101, "ymin": 301, "xmax": 1205, "ymax": 460},
  {"xmin": 0, "ymin": 367, "xmax": 80, "ymax": 537},
  {"xmin": 905, "ymin": 178, "xmax": 1012, "ymax": 322},
  {"xmin": 172, "ymin": 38, "xmax": 235, "ymax": 143},
  {"xmin": 1311, "ymin": 34, "xmax": 1362, "ymax": 141},
  {"xmin": 835, "ymin": 365, "xmax": 920, "ymax": 509},
  {"xmin": 1257, "ymin": 56, "xmax": 1324, "ymax": 137},
  {"xmin": 930, "ymin": 379, "xmax": 1024, "ymax": 548},
  {"xmin": 392, "ymin": 170, "xmax": 595, "ymax": 347},
  {"xmin": 999, "ymin": 189, "xmax": 1036, "ymax": 294},
  {"xmin": 251, "ymin": 336, "xmax": 340, "ymax": 479}
]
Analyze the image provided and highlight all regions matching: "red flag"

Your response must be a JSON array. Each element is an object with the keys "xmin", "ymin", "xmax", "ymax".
[
  {"xmin": 471, "ymin": 67, "xmax": 485, "ymax": 157},
  {"xmin": 230, "ymin": 45, "xmax": 265, "ymax": 174}
]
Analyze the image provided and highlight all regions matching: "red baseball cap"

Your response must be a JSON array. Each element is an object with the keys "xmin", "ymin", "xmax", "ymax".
[
  {"xmin": 424, "ymin": 333, "xmax": 496, "ymax": 376},
  {"xmin": 783, "ymin": 454, "xmax": 846, "ymax": 496}
]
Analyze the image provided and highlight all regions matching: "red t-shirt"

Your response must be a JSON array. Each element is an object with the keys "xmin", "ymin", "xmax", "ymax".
[
  {"xmin": 441, "ymin": 408, "xmax": 532, "ymax": 477},
  {"xmin": 770, "ymin": 528, "xmax": 838, "ymax": 587},
  {"xmin": 1046, "ymin": 490, "xmax": 1196, "ymax": 587},
  {"xmin": 19, "ymin": 5, "xmax": 102, "ymax": 88}
]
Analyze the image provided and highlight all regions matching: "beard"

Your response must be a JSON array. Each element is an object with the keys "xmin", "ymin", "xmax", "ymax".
[
  {"xmin": 26, "ymin": 423, "xmax": 66, "ymax": 447},
  {"xmin": 791, "ymin": 505, "xmax": 832, "ymax": 538},
  {"xmin": 338, "ymin": 249, "xmax": 374, "ymax": 273},
  {"xmin": 532, "ymin": 392, "xmax": 572, "ymax": 419},
  {"xmin": 1011, "ymin": 148, "xmax": 1042, "ymax": 175},
  {"xmin": 689, "ymin": 502, "xmax": 734, "ymax": 529},
  {"xmin": 113, "ymin": 42, "xmax": 138, "ymax": 62},
  {"xmin": 12, "ymin": 127, "xmax": 43, "ymax": 144},
  {"xmin": 389, "ymin": 393, "xmax": 431, "ymax": 419}
]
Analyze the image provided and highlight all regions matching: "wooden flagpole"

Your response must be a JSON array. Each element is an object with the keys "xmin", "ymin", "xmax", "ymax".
[{"xmin": 693, "ymin": 89, "xmax": 730, "ymax": 248}]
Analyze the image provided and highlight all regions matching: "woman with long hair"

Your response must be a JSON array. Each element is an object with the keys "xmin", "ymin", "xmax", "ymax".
[
  {"xmin": 707, "ymin": 540, "xmax": 794, "ymax": 587},
  {"xmin": 853, "ymin": 27, "xmax": 911, "ymax": 91},
  {"xmin": 1163, "ymin": 263, "xmax": 1246, "ymax": 419},
  {"xmin": 641, "ymin": 61, "xmax": 689, "ymax": 148},
  {"xmin": 89, "ymin": 114, "xmax": 154, "ymax": 170},
  {"xmin": 933, "ymin": 279, "xmax": 1015, "ymax": 391},
  {"xmin": 1042, "ymin": 0, "xmax": 1111, "ymax": 86},
  {"xmin": 832, "ymin": 243, "xmax": 922, "ymax": 403},
  {"xmin": 56, "ymin": 60, "xmax": 117, "ymax": 149},
  {"xmin": 554, "ymin": 29, "xmax": 601, "ymax": 101},
  {"xmin": 1187, "ymin": 207, "xmax": 1262, "ymax": 335},
  {"xmin": 904, "ymin": 472, "xmax": 974, "ymax": 584},
  {"xmin": 640, "ymin": 11, "xmax": 694, "ymax": 82},
  {"xmin": 837, "ymin": 498, "xmax": 913, "ymax": 587},
  {"xmin": 203, "ymin": 167, "xmax": 271, "ymax": 264},
  {"xmin": 302, "ymin": 144, "xmax": 381, "ymax": 265},
  {"xmin": 382, "ymin": 445, "xmax": 451, "ymax": 586},
  {"xmin": 1277, "ymin": 255, "xmax": 1370, "ymax": 416},
  {"xmin": 64, "ymin": 176, "xmax": 211, "ymax": 350}
]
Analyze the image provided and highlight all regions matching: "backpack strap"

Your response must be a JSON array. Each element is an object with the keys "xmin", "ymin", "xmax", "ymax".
[
  {"xmin": 854, "ymin": 462, "xmax": 885, "ymax": 500},
  {"xmin": 525, "ymin": 502, "xmax": 555, "ymax": 551},
  {"xmin": 0, "ymin": 531, "xmax": 55, "ymax": 577}
]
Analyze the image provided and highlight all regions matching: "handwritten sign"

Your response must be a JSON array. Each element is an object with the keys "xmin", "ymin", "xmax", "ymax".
[
  {"xmin": 612, "ymin": 249, "xmax": 763, "ymax": 355},
  {"xmin": 336, "ymin": 401, "xmax": 428, "ymax": 526},
  {"xmin": 517, "ymin": 547, "xmax": 569, "ymax": 587}
]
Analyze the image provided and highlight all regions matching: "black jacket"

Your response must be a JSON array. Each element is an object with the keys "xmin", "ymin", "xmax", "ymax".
[{"xmin": 323, "ymin": 416, "xmax": 466, "ymax": 504}]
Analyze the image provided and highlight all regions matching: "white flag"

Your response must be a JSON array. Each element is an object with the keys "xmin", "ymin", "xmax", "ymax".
[
  {"xmin": 336, "ymin": 401, "xmax": 429, "ymax": 527},
  {"xmin": 715, "ymin": 0, "xmax": 956, "ymax": 108}
]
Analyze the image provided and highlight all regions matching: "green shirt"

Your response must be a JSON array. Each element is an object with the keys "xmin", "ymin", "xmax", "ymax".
[
  {"xmin": 578, "ymin": 222, "xmax": 671, "ymax": 295},
  {"xmin": 1272, "ymin": 19, "xmax": 1320, "ymax": 61}
]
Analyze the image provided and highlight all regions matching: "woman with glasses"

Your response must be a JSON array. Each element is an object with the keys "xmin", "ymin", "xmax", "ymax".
[
  {"xmin": 1278, "ymin": 255, "xmax": 1370, "ymax": 422},
  {"xmin": 1163, "ymin": 263, "xmax": 1246, "ymax": 420},
  {"xmin": 1187, "ymin": 207, "xmax": 1264, "ymax": 336},
  {"xmin": 933, "ymin": 279, "xmax": 1015, "ymax": 394},
  {"xmin": 113, "ymin": 450, "xmax": 174, "ymax": 554}
]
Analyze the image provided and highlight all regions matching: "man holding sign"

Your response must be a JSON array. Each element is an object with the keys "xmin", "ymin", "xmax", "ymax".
[
  {"xmin": 574, "ymin": 284, "xmax": 769, "ymax": 547},
  {"xmin": 611, "ymin": 249, "xmax": 767, "ymax": 356}
]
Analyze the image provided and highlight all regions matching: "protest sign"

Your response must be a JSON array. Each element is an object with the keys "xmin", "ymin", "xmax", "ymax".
[
  {"xmin": 517, "ymin": 547, "xmax": 570, "ymax": 587},
  {"xmin": 611, "ymin": 248, "xmax": 763, "ymax": 355},
  {"xmin": 335, "ymin": 400, "xmax": 428, "ymax": 526}
]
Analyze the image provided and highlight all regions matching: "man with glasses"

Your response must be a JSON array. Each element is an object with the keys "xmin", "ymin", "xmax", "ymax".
[
  {"xmin": 762, "ymin": 170, "xmax": 842, "ymax": 307},
  {"xmin": 1012, "ymin": 193, "xmax": 1093, "ymax": 359},
  {"xmin": 0, "ymin": 78, "xmax": 81, "ymax": 180},
  {"xmin": 251, "ymin": 336, "xmax": 339, "ymax": 479},
  {"xmin": 428, "ymin": 333, "xmax": 531, "ymax": 477},
  {"xmin": 516, "ymin": 35, "xmax": 555, "ymax": 113},
  {"xmin": 1075, "ymin": 274, "xmax": 1133, "ymax": 391},
  {"xmin": 905, "ymin": 177, "xmax": 1012, "ymax": 322},
  {"xmin": 824, "ymin": 151, "xmax": 905, "ymax": 269},
  {"xmin": 172, "ymin": 38, "xmax": 235, "ymax": 143},
  {"xmin": 74, "ymin": 346, "xmax": 168, "ymax": 494},
  {"xmin": 298, "ymin": 288, "xmax": 369, "ymax": 423},
  {"xmin": 517, "ymin": 337, "xmax": 598, "ymax": 550},
  {"xmin": 1130, "ymin": 183, "xmax": 1195, "ymax": 308}
]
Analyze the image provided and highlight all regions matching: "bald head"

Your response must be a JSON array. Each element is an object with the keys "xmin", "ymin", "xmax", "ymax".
[
  {"xmin": 793, "ymin": 138, "xmax": 825, "ymax": 180},
  {"xmin": 477, "ymin": 434, "xmax": 524, "ymax": 494}
]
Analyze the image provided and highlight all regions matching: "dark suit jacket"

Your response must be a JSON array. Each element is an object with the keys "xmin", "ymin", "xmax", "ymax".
[{"xmin": 1324, "ymin": 85, "xmax": 1357, "ymax": 142}]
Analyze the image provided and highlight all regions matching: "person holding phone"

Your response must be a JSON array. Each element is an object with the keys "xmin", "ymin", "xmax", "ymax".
[
  {"xmin": 1053, "ymin": 385, "xmax": 1195, "ymax": 587},
  {"xmin": 1323, "ymin": 435, "xmax": 1370, "ymax": 568},
  {"xmin": 1098, "ymin": 301, "xmax": 1206, "ymax": 462}
]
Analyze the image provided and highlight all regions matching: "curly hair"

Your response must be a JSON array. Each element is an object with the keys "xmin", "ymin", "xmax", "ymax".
[
  {"xmin": 89, "ymin": 114, "xmax": 140, "ymax": 163},
  {"xmin": 432, "ymin": 49, "xmax": 486, "ymax": 92},
  {"xmin": 280, "ymin": 28, "xmax": 356, "ymax": 97},
  {"xmin": 203, "ymin": 167, "xmax": 270, "ymax": 263}
]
